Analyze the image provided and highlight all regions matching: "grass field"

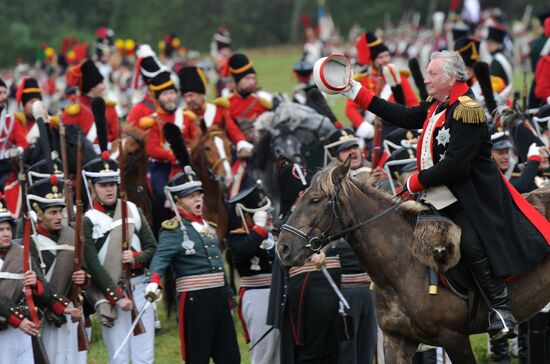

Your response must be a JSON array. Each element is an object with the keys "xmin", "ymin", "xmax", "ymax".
[{"xmin": 86, "ymin": 45, "xmax": 528, "ymax": 363}]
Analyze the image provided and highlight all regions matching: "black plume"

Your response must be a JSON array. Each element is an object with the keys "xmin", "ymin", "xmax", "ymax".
[
  {"xmin": 36, "ymin": 116, "xmax": 52, "ymax": 169},
  {"xmin": 408, "ymin": 58, "xmax": 428, "ymax": 100},
  {"xmin": 307, "ymin": 87, "xmax": 338, "ymax": 123},
  {"xmin": 91, "ymin": 97, "xmax": 108, "ymax": 152},
  {"xmin": 473, "ymin": 62, "xmax": 497, "ymax": 115},
  {"xmin": 163, "ymin": 123, "xmax": 191, "ymax": 167}
]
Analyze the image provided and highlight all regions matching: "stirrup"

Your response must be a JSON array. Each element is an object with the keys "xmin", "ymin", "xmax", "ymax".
[{"xmin": 488, "ymin": 310, "xmax": 517, "ymax": 341}]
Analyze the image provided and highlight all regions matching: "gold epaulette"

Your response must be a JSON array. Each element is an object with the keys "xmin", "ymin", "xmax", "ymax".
[
  {"xmin": 259, "ymin": 97, "xmax": 272, "ymax": 110},
  {"xmin": 49, "ymin": 115, "xmax": 60, "ymax": 127},
  {"xmin": 354, "ymin": 73, "xmax": 367, "ymax": 82},
  {"xmin": 14, "ymin": 111, "xmax": 26, "ymax": 124},
  {"xmin": 138, "ymin": 116, "xmax": 155, "ymax": 129},
  {"xmin": 105, "ymin": 99, "xmax": 117, "ymax": 107},
  {"xmin": 183, "ymin": 110, "xmax": 197, "ymax": 122},
  {"xmin": 229, "ymin": 228, "xmax": 247, "ymax": 235},
  {"xmin": 161, "ymin": 217, "xmax": 179, "ymax": 230},
  {"xmin": 65, "ymin": 103, "xmax": 81, "ymax": 116},
  {"xmin": 453, "ymin": 96, "xmax": 485, "ymax": 124},
  {"xmin": 213, "ymin": 97, "xmax": 229, "ymax": 109},
  {"xmin": 400, "ymin": 69, "xmax": 412, "ymax": 77}
]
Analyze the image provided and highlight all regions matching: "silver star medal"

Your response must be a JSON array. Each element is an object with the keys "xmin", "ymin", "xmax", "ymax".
[
  {"xmin": 250, "ymin": 256, "xmax": 261, "ymax": 271},
  {"xmin": 259, "ymin": 233, "xmax": 275, "ymax": 250},
  {"xmin": 436, "ymin": 127, "xmax": 450, "ymax": 147},
  {"xmin": 181, "ymin": 229, "xmax": 196, "ymax": 255}
]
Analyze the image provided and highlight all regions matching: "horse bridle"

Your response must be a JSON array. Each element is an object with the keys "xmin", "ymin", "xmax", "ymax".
[
  {"xmin": 281, "ymin": 183, "xmax": 407, "ymax": 253},
  {"xmin": 199, "ymin": 130, "xmax": 230, "ymax": 183}
]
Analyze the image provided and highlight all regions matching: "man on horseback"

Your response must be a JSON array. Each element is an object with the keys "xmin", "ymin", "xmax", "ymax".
[
  {"xmin": 341, "ymin": 50, "xmax": 550, "ymax": 342},
  {"xmin": 177, "ymin": 66, "xmax": 254, "ymax": 158}
]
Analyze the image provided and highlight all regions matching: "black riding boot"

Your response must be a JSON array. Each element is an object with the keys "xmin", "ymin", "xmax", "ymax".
[{"xmin": 469, "ymin": 258, "xmax": 517, "ymax": 342}]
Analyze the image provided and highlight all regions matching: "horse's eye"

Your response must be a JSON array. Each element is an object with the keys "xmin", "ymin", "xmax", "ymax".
[
  {"xmin": 311, "ymin": 197, "xmax": 320, "ymax": 203},
  {"xmin": 205, "ymin": 146, "xmax": 211, "ymax": 152}
]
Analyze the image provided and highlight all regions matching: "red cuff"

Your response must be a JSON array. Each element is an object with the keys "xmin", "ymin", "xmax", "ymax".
[
  {"xmin": 51, "ymin": 299, "xmax": 67, "ymax": 315},
  {"xmin": 408, "ymin": 172, "xmax": 425, "ymax": 193},
  {"xmin": 132, "ymin": 252, "xmax": 143, "ymax": 269},
  {"xmin": 32, "ymin": 280, "xmax": 44, "ymax": 297},
  {"xmin": 8, "ymin": 314, "xmax": 22, "ymax": 328},
  {"xmin": 251, "ymin": 225, "xmax": 268, "ymax": 239},
  {"xmin": 354, "ymin": 87, "xmax": 375, "ymax": 109},
  {"xmin": 150, "ymin": 273, "xmax": 162, "ymax": 287},
  {"xmin": 528, "ymin": 155, "xmax": 542, "ymax": 163},
  {"xmin": 334, "ymin": 121, "xmax": 343, "ymax": 129},
  {"xmin": 105, "ymin": 287, "xmax": 125, "ymax": 304}
]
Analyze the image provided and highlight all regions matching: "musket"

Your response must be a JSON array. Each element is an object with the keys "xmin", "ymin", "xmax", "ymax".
[
  {"xmin": 71, "ymin": 133, "xmax": 90, "ymax": 351},
  {"xmin": 58, "ymin": 117, "xmax": 73, "ymax": 222},
  {"xmin": 117, "ymin": 119, "xmax": 146, "ymax": 336},
  {"xmin": 371, "ymin": 65, "xmax": 384, "ymax": 169},
  {"xmin": 19, "ymin": 152, "xmax": 51, "ymax": 364}
]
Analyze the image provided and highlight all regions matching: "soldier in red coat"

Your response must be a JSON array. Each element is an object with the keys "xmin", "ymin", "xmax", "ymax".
[
  {"xmin": 226, "ymin": 53, "xmax": 272, "ymax": 127},
  {"xmin": 127, "ymin": 45, "xmax": 166, "ymax": 128},
  {"xmin": 177, "ymin": 66, "xmax": 253, "ymax": 158},
  {"xmin": 142, "ymin": 71, "xmax": 196, "ymax": 233},
  {"xmin": 14, "ymin": 77, "xmax": 44, "ymax": 145},
  {"xmin": 62, "ymin": 59, "xmax": 118, "ymax": 147}
]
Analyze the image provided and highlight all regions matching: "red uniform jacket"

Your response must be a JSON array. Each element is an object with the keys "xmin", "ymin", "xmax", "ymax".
[
  {"xmin": 228, "ymin": 92, "xmax": 269, "ymax": 122},
  {"xmin": 192, "ymin": 102, "xmax": 246, "ymax": 145},
  {"xmin": 0, "ymin": 112, "xmax": 29, "ymax": 151},
  {"xmin": 61, "ymin": 95, "xmax": 118, "ymax": 142},
  {"xmin": 535, "ymin": 55, "xmax": 550, "ymax": 101},
  {"xmin": 145, "ymin": 108, "xmax": 196, "ymax": 162},
  {"xmin": 127, "ymin": 93, "xmax": 157, "ymax": 129}
]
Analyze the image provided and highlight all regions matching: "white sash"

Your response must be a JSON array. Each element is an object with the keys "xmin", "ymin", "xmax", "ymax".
[
  {"xmin": 25, "ymin": 122, "xmax": 40, "ymax": 143},
  {"xmin": 494, "ymin": 53, "xmax": 513, "ymax": 86},
  {"xmin": 174, "ymin": 107, "xmax": 184, "ymax": 130},
  {"xmin": 86, "ymin": 122, "xmax": 97, "ymax": 143},
  {"xmin": 85, "ymin": 202, "xmax": 142, "ymax": 265},
  {"xmin": 203, "ymin": 103, "xmax": 217, "ymax": 128}
]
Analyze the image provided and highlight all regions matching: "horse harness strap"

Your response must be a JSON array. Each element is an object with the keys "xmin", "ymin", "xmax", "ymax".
[{"xmin": 281, "ymin": 189, "xmax": 408, "ymax": 252}]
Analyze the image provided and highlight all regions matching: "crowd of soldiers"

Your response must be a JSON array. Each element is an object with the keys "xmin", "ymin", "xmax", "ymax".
[{"xmin": 0, "ymin": 4, "xmax": 549, "ymax": 364}]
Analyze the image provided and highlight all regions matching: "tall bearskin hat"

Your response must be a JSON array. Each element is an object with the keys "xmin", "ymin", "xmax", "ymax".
[
  {"xmin": 149, "ymin": 71, "xmax": 177, "ymax": 99},
  {"xmin": 66, "ymin": 59, "xmax": 104, "ymax": 95},
  {"xmin": 178, "ymin": 66, "xmax": 208, "ymax": 95},
  {"xmin": 228, "ymin": 53, "xmax": 256, "ymax": 84},
  {"xmin": 16, "ymin": 78, "xmax": 42, "ymax": 107}
]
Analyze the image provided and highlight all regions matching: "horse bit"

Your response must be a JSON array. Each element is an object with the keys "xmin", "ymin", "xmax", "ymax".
[{"xmin": 281, "ymin": 184, "xmax": 408, "ymax": 253}]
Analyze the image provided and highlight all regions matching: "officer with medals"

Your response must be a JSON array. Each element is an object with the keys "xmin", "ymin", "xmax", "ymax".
[
  {"xmin": 82, "ymin": 150, "xmax": 157, "ymax": 364},
  {"xmin": 340, "ymin": 50, "xmax": 550, "ymax": 343},
  {"xmin": 27, "ymin": 175, "xmax": 87, "ymax": 364},
  {"xmin": 226, "ymin": 181, "xmax": 279, "ymax": 364},
  {"xmin": 146, "ymin": 166, "xmax": 240, "ymax": 364}
]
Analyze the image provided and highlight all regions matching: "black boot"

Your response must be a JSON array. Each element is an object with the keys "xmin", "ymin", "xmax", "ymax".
[{"xmin": 469, "ymin": 258, "xmax": 517, "ymax": 342}]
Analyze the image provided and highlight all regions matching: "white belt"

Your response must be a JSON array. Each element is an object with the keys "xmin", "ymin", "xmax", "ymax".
[{"xmin": 0, "ymin": 272, "xmax": 23, "ymax": 280}]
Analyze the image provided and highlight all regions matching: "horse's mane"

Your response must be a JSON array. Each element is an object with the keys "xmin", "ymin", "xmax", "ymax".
[{"xmin": 312, "ymin": 161, "xmax": 427, "ymax": 224}]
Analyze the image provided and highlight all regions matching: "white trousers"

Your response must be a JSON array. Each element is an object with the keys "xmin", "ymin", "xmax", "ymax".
[
  {"xmin": 0, "ymin": 326, "xmax": 34, "ymax": 364},
  {"xmin": 101, "ymin": 275, "xmax": 156, "ymax": 364},
  {"xmin": 241, "ymin": 288, "xmax": 280, "ymax": 364},
  {"xmin": 41, "ymin": 303, "xmax": 87, "ymax": 364}
]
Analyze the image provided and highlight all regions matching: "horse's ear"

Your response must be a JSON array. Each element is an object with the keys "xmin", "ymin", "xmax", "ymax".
[{"xmin": 331, "ymin": 156, "xmax": 351, "ymax": 184}]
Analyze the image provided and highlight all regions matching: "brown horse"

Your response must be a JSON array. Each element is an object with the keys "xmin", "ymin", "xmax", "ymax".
[
  {"xmin": 277, "ymin": 159, "xmax": 550, "ymax": 363},
  {"xmin": 111, "ymin": 126, "xmax": 154, "ymax": 228},
  {"xmin": 189, "ymin": 122, "xmax": 233, "ymax": 240}
]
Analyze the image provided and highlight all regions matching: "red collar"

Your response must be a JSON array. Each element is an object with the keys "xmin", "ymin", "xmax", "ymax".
[
  {"xmin": 178, "ymin": 208, "xmax": 203, "ymax": 223},
  {"xmin": 36, "ymin": 224, "xmax": 56, "ymax": 238},
  {"xmin": 448, "ymin": 82, "xmax": 469, "ymax": 105},
  {"xmin": 93, "ymin": 199, "xmax": 116, "ymax": 213}
]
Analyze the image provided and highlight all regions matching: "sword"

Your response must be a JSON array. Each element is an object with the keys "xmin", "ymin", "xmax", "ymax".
[
  {"xmin": 320, "ymin": 266, "xmax": 350, "ymax": 310},
  {"xmin": 112, "ymin": 291, "xmax": 159, "ymax": 360}
]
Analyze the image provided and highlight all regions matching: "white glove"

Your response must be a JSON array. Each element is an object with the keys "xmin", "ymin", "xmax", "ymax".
[
  {"xmin": 382, "ymin": 64, "xmax": 401, "ymax": 87},
  {"xmin": 527, "ymin": 143, "xmax": 542, "ymax": 160},
  {"xmin": 356, "ymin": 121, "xmax": 374, "ymax": 139},
  {"xmin": 145, "ymin": 282, "xmax": 159, "ymax": 299},
  {"xmin": 253, "ymin": 210, "xmax": 268, "ymax": 228},
  {"xmin": 236, "ymin": 140, "xmax": 254, "ymax": 153},
  {"xmin": 342, "ymin": 80, "xmax": 362, "ymax": 101}
]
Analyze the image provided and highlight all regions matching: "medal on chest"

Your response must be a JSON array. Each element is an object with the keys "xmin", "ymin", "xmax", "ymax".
[
  {"xmin": 436, "ymin": 126, "xmax": 450, "ymax": 147},
  {"xmin": 250, "ymin": 256, "xmax": 261, "ymax": 271}
]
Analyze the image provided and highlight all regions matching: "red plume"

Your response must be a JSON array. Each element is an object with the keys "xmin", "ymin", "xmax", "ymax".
[
  {"xmin": 355, "ymin": 33, "xmax": 371, "ymax": 66},
  {"xmin": 49, "ymin": 174, "xmax": 58, "ymax": 186}
]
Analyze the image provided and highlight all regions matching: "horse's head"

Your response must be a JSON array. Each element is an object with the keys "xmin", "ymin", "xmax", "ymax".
[
  {"xmin": 277, "ymin": 157, "xmax": 352, "ymax": 267},
  {"xmin": 192, "ymin": 124, "xmax": 234, "ymax": 189}
]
